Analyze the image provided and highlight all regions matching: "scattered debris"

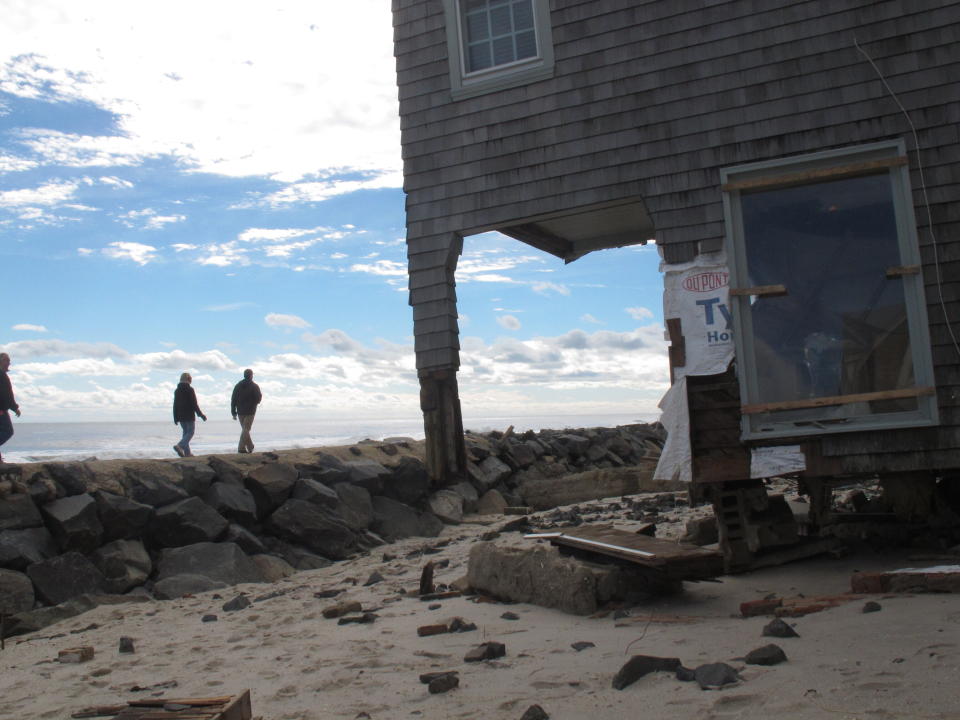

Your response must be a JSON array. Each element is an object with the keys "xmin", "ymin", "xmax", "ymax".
[
  {"xmin": 694, "ymin": 662, "xmax": 740, "ymax": 690},
  {"xmin": 58, "ymin": 646, "xmax": 94, "ymax": 663},
  {"xmin": 419, "ymin": 561, "xmax": 435, "ymax": 596},
  {"xmin": 464, "ymin": 641, "xmax": 506, "ymax": 662},
  {"xmin": 501, "ymin": 611, "xmax": 520, "ymax": 621},
  {"xmin": 762, "ymin": 618, "xmax": 799, "ymax": 638},
  {"xmin": 740, "ymin": 597, "xmax": 783, "ymax": 617},
  {"xmin": 744, "ymin": 644, "xmax": 787, "ymax": 665},
  {"xmin": 323, "ymin": 601, "xmax": 362, "ymax": 619},
  {"xmin": 338, "ymin": 613, "xmax": 377, "ymax": 625},
  {"xmin": 570, "ymin": 641, "xmax": 595, "ymax": 652},
  {"xmin": 428, "ymin": 673, "xmax": 459, "ymax": 694},
  {"xmin": 118, "ymin": 636, "xmax": 135, "ymax": 654},
  {"xmin": 363, "ymin": 571, "xmax": 384, "ymax": 587},
  {"xmin": 612, "ymin": 655, "xmax": 681, "ymax": 690},
  {"xmin": 852, "ymin": 566, "xmax": 960, "ymax": 594},
  {"xmin": 72, "ymin": 691, "xmax": 252, "ymax": 719},
  {"xmin": 520, "ymin": 705, "xmax": 549, "ymax": 720},
  {"xmin": 863, "ymin": 601, "xmax": 882, "ymax": 613},
  {"xmin": 201, "ymin": 614, "xmax": 218, "ymax": 623},
  {"xmin": 222, "ymin": 594, "xmax": 250, "ymax": 612}
]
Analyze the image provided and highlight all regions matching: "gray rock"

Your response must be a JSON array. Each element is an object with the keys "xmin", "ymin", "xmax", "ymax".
[
  {"xmin": 694, "ymin": 662, "xmax": 740, "ymax": 690},
  {"xmin": 43, "ymin": 462, "xmax": 92, "ymax": 496},
  {"xmin": 149, "ymin": 497, "xmax": 229, "ymax": 547},
  {"xmin": 428, "ymin": 490, "xmax": 464, "ymax": 524},
  {"xmin": 762, "ymin": 618, "xmax": 800, "ymax": 638},
  {"xmin": 744, "ymin": 644, "xmax": 787, "ymax": 666},
  {"xmin": 611, "ymin": 655, "xmax": 681, "ymax": 690},
  {"xmin": 0, "ymin": 568, "xmax": 35, "ymax": 614},
  {"xmin": 428, "ymin": 672, "xmax": 459, "ymax": 694},
  {"xmin": 41, "ymin": 493, "xmax": 104, "ymax": 553},
  {"xmin": 863, "ymin": 601, "xmax": 882, "ymax": 613},
  {"xmin": 555, "ymin": 433, "xmax": 591, "ymax": 458},
  {"xmin": 172, "ymin": 460, "xmax": 217, "ymax": 496},
  {"xmin": 266, "ymin": 499, "xmax": 358, "ymax": 560},
  {"xmin": 0, "ymin": 527, "xmax": 59, "ymax": 570},
  {"xmin": 208, "ymin": 456, "xmax": 249, "ymax": 486},
  {"xmin": 464, "ymin": 641, "xmax": 506, "ymax": 662},
  {"xmin": 156, "ymin": 542, "xmax": 265, "ymax": 585},
  {"xmin": 153, "ymin": 574, "xmax": 228, "ymax": 600},
  {"xmin": 449, "ymin": 481, "xmax": 479, "ymax": 514},
  {"xmin": 343, "ymin": 459, "xmax": 391, "ymax": 494},
  {"xmin": 118, "ymin": 636, "xmax": 135, "ymax": 653},
  {"xmin": 250, "ymin": 554, "xmax": 297, "ymax": 582},
  {"xmin": 682, "ymin": 516, "xmax": 719, "ymax": 546},
  {"xmin": 519, "ymin": 463, "xmax": 669, "ymax": 510},
  {"xmin": 204, "ymin": 482, "xmax": 258, "ymax": 527},
  {"xmin": 91, "ymin": 539, "xmax": 152, "ymax": 593},
  {"xmin": 467, "ymin": 542, "xmax": 642, "ymax": 616},
  {"xmin": 93, "ymin": 491, "xmax": 154, "ymax": 541},
  {"xmin": 475, "ymin": 456, "xmax": 512, "ymax": 491},
  {"xmin": 3, "ymin": 593, "xmax": 151, "ymax": 638},
  {"xmin": 126, "ymin": 472, "xmax": 190, "ymax": 508},
  {"xmin": 222, "ymin": 594, "xmax": 251, "ymax": 612},
  {"xmin": 476, "ymin": 489, "xmax": 508, "ymax": 516},
  {"xmin": 0, "ymin": 494, "xmax": 43, "ymax": 531},
  {"xmin": 502, "ymin": 440, "xmax": 537, "ymax": 469},
  {"xmin": 382, "ymin": 456, "xmax": 430, "ymax": 505},
  {"xmin": 371, "ymin": 496, "xmax": 442, "ymax": 541},
  {"xmin": 244, "ymin": 462, "xmax": 298, "ymax": 517},
  {"xmin": 224, "ymin": 523, "xmax": 268, "ymax": 555},
  {"xmin": 26, "ymin": 552, "xmax": 108, "ymax": 605},
  {"xmin": 291, "ymin": 478, "xmax": 339, "ymax": 509},
  {"xmin": 519, "ymin": 705, "xmax": 549, "ymax": 720},
  {"xmin": 334, "ymin": 483, "xmax": 373, "ymax": 530},
  {"xmin": 262, "ymin": 538, "xmax": 333, "ymax": 571}
]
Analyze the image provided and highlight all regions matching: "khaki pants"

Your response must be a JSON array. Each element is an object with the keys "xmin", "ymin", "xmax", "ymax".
[{"xmin": 238, "ymin": 414, "xmax": 255, "ymax": 453}]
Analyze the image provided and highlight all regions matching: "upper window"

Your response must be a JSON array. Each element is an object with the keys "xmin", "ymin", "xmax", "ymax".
[
  {"xmin": 721, "ymin": 141, "xmax": 938, "ymax": 440},
  {"xmin": 444, "ymin": 0, "xmax": 554, "ymax": 99}
]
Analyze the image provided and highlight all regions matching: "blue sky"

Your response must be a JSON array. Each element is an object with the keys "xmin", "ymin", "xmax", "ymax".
[{"xmin": 0, "ymin": 0, "xmax": 669, "ymax": 424}]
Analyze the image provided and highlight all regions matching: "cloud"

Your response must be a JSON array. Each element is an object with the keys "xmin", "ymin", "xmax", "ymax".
[
  {"xmin": 261, "ymin": 172, "xmax": 403, "ymax": 206},
  {"xmin": 12, "ymin": 324, "xmax": 48, "ymax": 332},
  {"xmin": 265, "ymin": 313, "xmax": 311, "ymax": 329},
  {"xmin": 581, "ymin": 314, "xmax": 603, "ymax": 325},
  {"xmin": 531, "ymin": 281, "xmax": 570, "ymax": 296},
  {"xmin": 0, "ymin": 180, "xmax": 78, "ymax": 207},
  {"xmin": 626, "ymin": 306, "xmax": 654, "ymax": 321},
  {"xmin": 102, "ymin": 241, "xmax": 158, "ymax": 265},
  {"xmin": 119, "ymin": 208, "xmax": 186, "ymax": 230},
  {"xmin": 349, "ymin": 259, "xmax": 406, "ymax": 277},
  {"xmin": 203, "ymin": 302, "xmax": 256, "ymax": 312},
  {"xmin": 497, "ymin": 315, "xmax": 522, "ymax": 331},
  {"xmin": 2, "ymin": 339, "xmax": 129, "ymax": 360}
]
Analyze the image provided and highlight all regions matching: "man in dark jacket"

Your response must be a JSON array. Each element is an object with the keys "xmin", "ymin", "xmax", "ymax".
[
  {"xmin": 230, "ymin": 368, "xmax": 262, "ymax": 453},
  {"xmin": 0, "ymin": 353, "xmax": 20, "ymax": 463},
  {"xmin": 173, "ymin": 372, "xmax": 206, "ymax": 457}
]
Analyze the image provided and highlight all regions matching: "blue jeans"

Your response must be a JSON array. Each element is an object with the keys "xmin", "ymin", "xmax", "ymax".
[
  {"xmin": 176, "ymin": 421, "xmax": 196, "ymax": 456},
  {"xmin": 0, "ymin": 411, "xmax": 12, "ymax": 450}
]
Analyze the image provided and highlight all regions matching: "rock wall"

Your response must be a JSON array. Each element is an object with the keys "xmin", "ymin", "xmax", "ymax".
[{"xmin": 0, "ymin": 422, "xmax": 665, "ymax": 636}]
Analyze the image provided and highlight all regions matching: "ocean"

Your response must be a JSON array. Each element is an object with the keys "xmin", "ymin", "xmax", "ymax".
[{"xmin": 0, "ymin": 412, "xmax": 656, "ymax": 464}]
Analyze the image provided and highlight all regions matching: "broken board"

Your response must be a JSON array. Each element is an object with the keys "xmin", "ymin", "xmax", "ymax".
[
  {"xmin": 71, "ymin": 691, "xmax": 251, "ymax": 720},
  {"xmin": 526, "ymin": 524, "xmax": 722, "ymax": 581}
]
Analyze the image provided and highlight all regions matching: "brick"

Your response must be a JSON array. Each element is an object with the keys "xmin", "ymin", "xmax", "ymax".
[
  {"xmin": 851, "ymin": 572, "xmax": 884, "ymax": 594},
  {"xmin": 740, "ymin": 597, "xmax": 782, "ymax": 617}
]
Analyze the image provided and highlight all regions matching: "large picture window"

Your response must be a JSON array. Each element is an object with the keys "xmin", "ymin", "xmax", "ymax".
[
  {"xmin": 443, "ymin": 0, "xmax": 553, "ymax": 99},
  {"xmin": 721, "ymin": 142, "xmax": 938, "ymax": 439}
]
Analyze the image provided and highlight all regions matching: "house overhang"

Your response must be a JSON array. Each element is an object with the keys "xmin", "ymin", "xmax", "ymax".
[{"xmin": 498, "ymin": 200, "xmax": 655, "ymax": 263}]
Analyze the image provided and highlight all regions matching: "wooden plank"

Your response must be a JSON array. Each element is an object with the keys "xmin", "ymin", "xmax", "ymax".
[
  {"xmin": 729, "ymin": 284, "xmax": 787, "ymax": 297},
  {"xmin": 721, "ymin": 157, "xmax": 907, "ymax": 192},
  {"xmin": 886, "ymin": 264, "xmax": 922, "ymax": 278},
  {"xmin": 742, "ymin": 386, "xmax": 936, "ymax": 415}
]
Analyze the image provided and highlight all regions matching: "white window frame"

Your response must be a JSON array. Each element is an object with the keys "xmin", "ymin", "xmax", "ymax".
[
  {"xmin": 721, "ymin": 140, "xmax": 939, "ymax": 441},
  {"xmin": 443, "ymin": 0, "xmax": 554, "ymax": 100}
]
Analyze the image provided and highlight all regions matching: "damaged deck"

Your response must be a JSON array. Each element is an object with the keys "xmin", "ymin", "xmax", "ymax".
[
  {"xmin": 526, "ymin": 524, "xmax": 723, "ymax": 581},
  {"xmin": 72, "ymin": 692, "xmax": 251, "ymax": 720}
]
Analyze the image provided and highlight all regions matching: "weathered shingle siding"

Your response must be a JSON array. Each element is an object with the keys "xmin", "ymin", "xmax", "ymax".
[{"xmin": 395, "ymin": 0, "xmax": 960, "ymax": 468}]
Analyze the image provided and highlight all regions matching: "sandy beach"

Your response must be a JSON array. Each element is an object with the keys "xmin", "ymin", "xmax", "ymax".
[{"xmin": 2, "ymin": 486, "xmax": 958, "ymax": 720}]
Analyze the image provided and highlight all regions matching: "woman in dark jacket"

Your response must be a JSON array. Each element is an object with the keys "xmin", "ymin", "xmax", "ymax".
[{"xmin": 173, "ymin": 372, "xmax": 206, "ymax": 457}]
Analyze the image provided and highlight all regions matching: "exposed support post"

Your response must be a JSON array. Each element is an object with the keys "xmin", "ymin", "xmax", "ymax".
[
  {"xmin": 407, "ymin": 231, "xmax": 468, "ymax": 487},
  {"xmin": 419, "ymin": 368, "xmax": 467, "ymax": 485}
]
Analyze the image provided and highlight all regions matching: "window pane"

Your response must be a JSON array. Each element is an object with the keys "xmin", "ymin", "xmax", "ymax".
[
  {"xmin": 515, "ymin": 29, "xmax": 537, "ymax": 59},
  {"xmin": 492, "ymin": 36, "xmax": 514, "ymax": 65},
  {"xmin": 465, "ymin": 11, "xmax": 489, "ymax": 42},
  {"xmin": 468, "ymin": 42, "xmax": 492, "ymax": 71},
  {"xmin": 489, "ymin": 4, "xmax": 512, "ymax": 36},
  {"xmin": 513, "ymin": 1, "xmax": 534, "ymax": 30},
  {"xmin": 464, "ymin": 0, "xmax": 486, "ymax": 11},
  {"xmin": 740, "ymin": 173, "xmax": 915, "ymax": 411}
]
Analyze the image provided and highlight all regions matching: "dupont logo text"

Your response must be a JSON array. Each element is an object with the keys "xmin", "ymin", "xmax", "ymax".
[{"xmin": 683, "ymin": 271, "xmax": 729, "ymax": 292}]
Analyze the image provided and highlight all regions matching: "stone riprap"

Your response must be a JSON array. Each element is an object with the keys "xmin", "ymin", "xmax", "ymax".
[{"xmin": 0, "ymin": 423, "xmax": 665, "ymax": 637}]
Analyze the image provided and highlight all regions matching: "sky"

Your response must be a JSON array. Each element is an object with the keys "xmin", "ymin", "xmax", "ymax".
[{"xmin": 0, "ymin": 0, "xmax": 669, "ymax": 426}]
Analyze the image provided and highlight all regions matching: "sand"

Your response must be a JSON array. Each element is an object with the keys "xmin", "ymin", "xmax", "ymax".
[{"xmin": 2, "ymin": 495, "xmax": 959, "ymax": 720}]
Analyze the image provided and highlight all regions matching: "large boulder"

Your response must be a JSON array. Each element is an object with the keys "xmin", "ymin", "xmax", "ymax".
[
  {"xmin": 251, "ymin": 554, "xmax": 297, "ymax": 582},
  {"xmin": 382, "ymin": 456, "xmax": 430, "ymax": 505},
  {"xmin": 343, "ymin": 459, "xmax": 392, "ymax": 495},
  {"xmin": 262, "ymin": 537, "xmax": 332, "ymax": 571},
  {"xmin": 334, "ymin": 483, "xmax": 373, "ymax": 531},
  {"xmin": 244, "ymin": 462, "xmax": 298, "ymax": 517},
  {"xmin": 91, "ymin": 539, "xmax": 152, "ymax": 593},
  {"xmin": 26, "ymin": 552, "xmax": 108, "ymax": 606},
  {"xmin": 3, "ymin": 594, "xmax": 151, "ymax": 639},
  {"xmin": 371, "ymin": 496, "xmax": 443, "ymax": 541},
  {"xmin": 266, "ymin": 499, "xmax": 357, "ymax": 560},
  {"xmin": 291, "ymin": 478, "xmax": 339, "ymax": 509},
  {"xmin": 40, "ymin": 493, "xmax": 104, "ymax": 553},
  {"xmin": 501, "ymin": 439, "xmax": 537, "ymax": 469},
  {"xmin": 473, "ymin": 456, "xmax": 512, "ymax": 492},
  {"xmin": 449, "ymin": 481, "xmax": 479, "ymax": 514},
  {"xmin": 204, "ymin": 482, "xmax": 258, "ymax": 527},
  {"xmin": 126, "ymin": 472, "xmax": 189, "ymax": 508},
  {"xmin": 428, "ymin": 490, "xmax": 464, "ymax": 525},
  {"xmin": 93, "ymin": 491, "xmax": 154, "ymax": 541},
  {"xmin": 475, "ymin": 488, "xmax": 508, "ymax": 516},
  {"xmin": 224, "ymin": 523, "xmax": 268, "ymax": 555},
  {"xmin": 467, "ymin": 543, "xmax": 636, "ymax": 616},
  {"xmin": 0, "ymin": 568, "xmax": 35, "ymax": 615},
  {"xmin": 155, "ymin": 542, "xmax": 265, "ymax": 585},
  {"xmin": 42, "ymin": 462, "xmax": 93, "ymax": 496},
  {"xmin": 148, "ymin": 497, "xmax": 228, "ymax": 547},
  {"xmin": 172, "ymin": 460, "xmax": 217, "ymax": 496},
  {"xmin": 208, "ymin": 456, "xmax": 250, "ymax": 485},
  {"xmin": 298, "ymin": 453, "xmax": 351, "ymax": 485},
  {"xmin": 0, "ymin": 527, "xmax": 59, "ymax": 570},
  {"xmin": 153, "ymin": 574, "xmax": 228, "ymax": 600},
  {"xmin": 0, "ymin": 494, "xmax": 43, "ymax": 531}
]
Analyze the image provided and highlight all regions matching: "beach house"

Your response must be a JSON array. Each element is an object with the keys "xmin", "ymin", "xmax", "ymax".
[{"xmin": 392, "ymin": 0, "xmax": 960, "ymax": 566}]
